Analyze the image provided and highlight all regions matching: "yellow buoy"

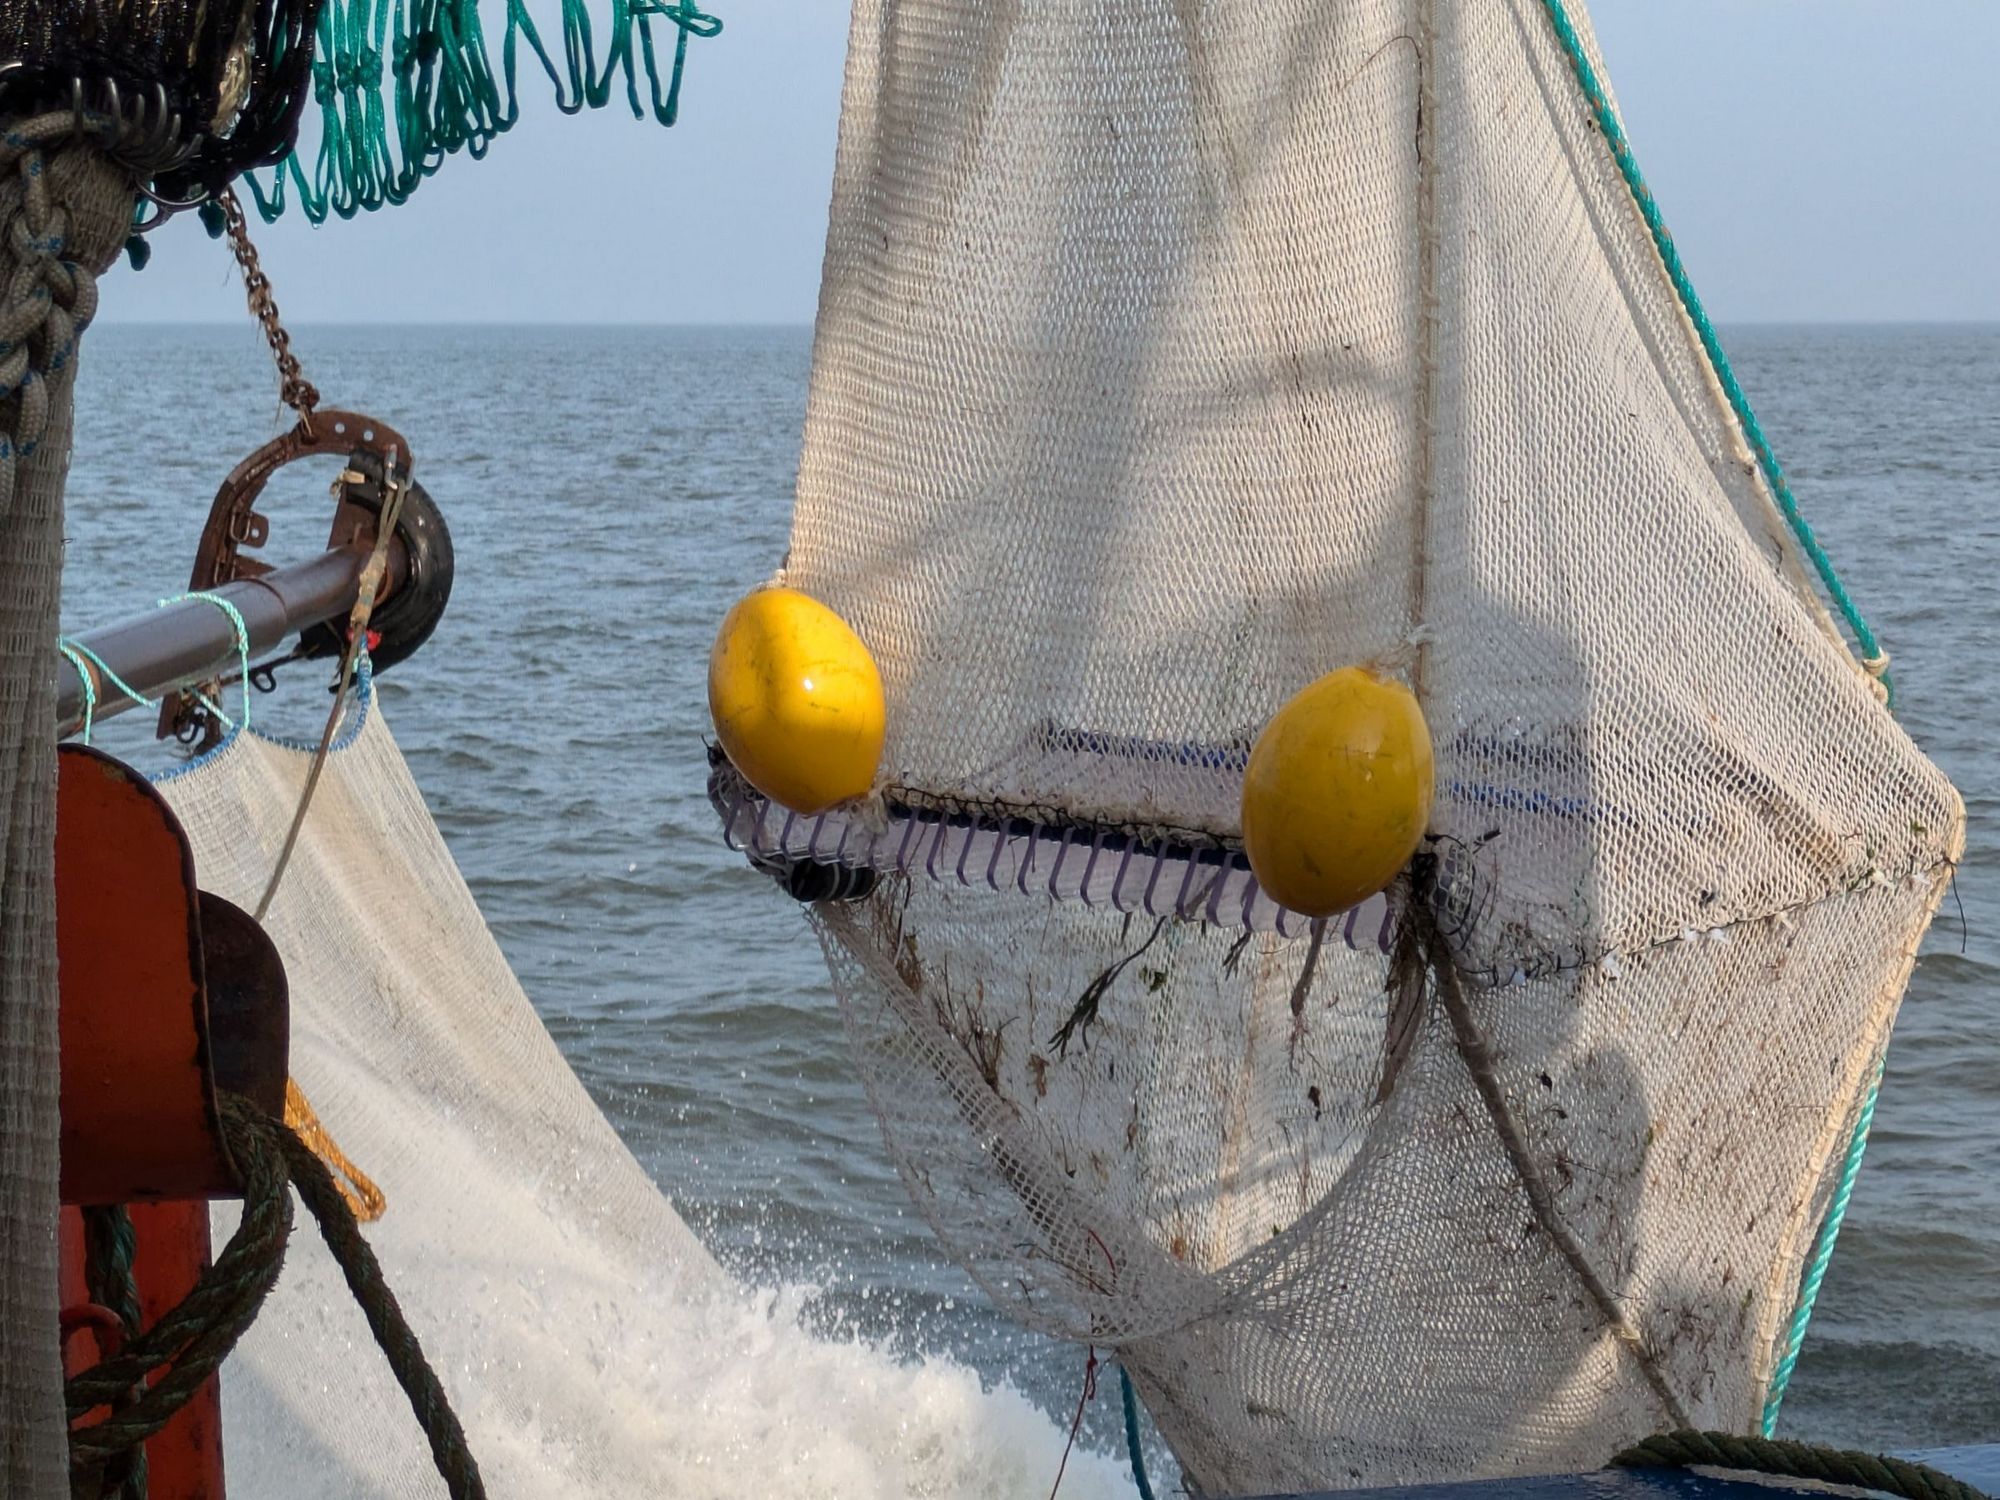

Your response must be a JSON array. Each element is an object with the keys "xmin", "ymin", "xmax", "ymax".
[
  {"xmin": 1241, "ymin": 666, "xmax": 1434, "ymax": 918},
  {"xmin": 709, "ymin": 587, "xmax": 886, "ymax": 814}
]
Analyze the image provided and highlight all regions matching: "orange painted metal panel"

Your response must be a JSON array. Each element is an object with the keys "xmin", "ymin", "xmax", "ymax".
[{"xmin": 55, "ymin": 745, "xmax": 232, "ymax": 1203}]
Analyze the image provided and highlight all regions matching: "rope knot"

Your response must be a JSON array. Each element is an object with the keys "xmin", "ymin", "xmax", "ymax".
[
  {"xmin": 0, "ymin": 121, "xmax": 106, "ymax": 477},
  {"xmin": 341, "ymin": 49, "xmax": 386, "ymax": 90},
  {"xmin": 394, "ymin": 30, "xmax": 443, "ymax": 71}
]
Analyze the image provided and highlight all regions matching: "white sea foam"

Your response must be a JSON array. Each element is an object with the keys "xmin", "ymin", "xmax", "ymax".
[{"xmin": 221, "ymin": 1265, "xmax": 1134, "ymax": 1499}]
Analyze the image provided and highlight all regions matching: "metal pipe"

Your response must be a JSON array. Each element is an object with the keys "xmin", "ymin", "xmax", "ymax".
[{"xmin": 56, "ymin": 544, "xmax": 394, "ymax": 739}]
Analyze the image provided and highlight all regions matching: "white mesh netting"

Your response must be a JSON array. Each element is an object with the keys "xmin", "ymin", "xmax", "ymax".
[
  {"xmin": 758, "ymin": 0, "xmax": 1968, "ymax": 1493},
  {"xmin": 160, "ymin": 703, "xmax": 1136, "ymax": 1500}
]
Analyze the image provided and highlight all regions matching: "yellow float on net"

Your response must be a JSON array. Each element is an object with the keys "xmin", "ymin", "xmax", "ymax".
[
  {"xmin": 708, "ymin": 586, "xmax": 885, "ymax": 815},
  {"xmin": 1241, "ymin": 666, "xmax": 1435, "ymax": 918}
]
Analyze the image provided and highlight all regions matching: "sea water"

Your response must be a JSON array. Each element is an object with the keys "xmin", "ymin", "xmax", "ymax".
[{"xmin": 60, "ymin": 321, "xmax": 2000, "ymax": 1477}]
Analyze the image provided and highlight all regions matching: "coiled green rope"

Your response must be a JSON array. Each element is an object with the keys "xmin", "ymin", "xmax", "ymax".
[
  {"xmin": 64, "ymin": 1095, "xmax": 486, "ymax": 1499},
  {"xmin": 1536, "ymin": 0, "xmax": 1891, "ymax": 705}
]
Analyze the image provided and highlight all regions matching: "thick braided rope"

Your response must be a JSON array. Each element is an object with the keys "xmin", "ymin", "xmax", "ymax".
[
  {"xmin": 1616, "ymin": 1431, "xmax": 1990, "ymax": 1500},
  {"xmin": 0, "ymin": 114, "xmax": 130, "ymax": 1500},
  {"xmin": 64, "ymin": 1101, "xmax": 294, "ymax": 1458},
  {"xmin": 270, "ymin": 1098, "xmax": 485, "ymax": 1499},
  {"xmin": 63, "ymin": 1098, "xmax": 486, "ymax": 1499},
  {"xmin": 0, "ymin": 115, "xmax": 102, "ymax": 521}
]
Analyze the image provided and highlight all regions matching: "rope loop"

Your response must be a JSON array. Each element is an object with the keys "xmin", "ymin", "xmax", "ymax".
[
  {"xmin": 56, "ymin": 637, "xmax": 156, "ymax": 744},
  {"xmin": 58, "ymin": 640, "xmax": 97, "ymax": 743},
  {"xmin": 156, "ymin": 590, "xmax": 253, "ymax": 732},
  {"xmin": 285, "ymin": 1077, "xmax": 387, "ymax": 1222},
  {"xmin": 62, "ymin": 1095, "xmax": 486, "ymax": 1499}
]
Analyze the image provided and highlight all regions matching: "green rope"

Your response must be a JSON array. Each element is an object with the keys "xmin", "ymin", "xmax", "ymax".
[
  {"xmin": 62, "ymin": 640, "xmax": 155, "ymax": 713},
  {"xmin": 1535, "ymin": 0, "xmax": 1891, "ymax": 704},
  {"xmin": 66, "ymin": 1099, "xmax": 293, "ymax": 1489},
  {"xmin": 156, "ymin": 591, "xmax": 252, "ymax": 731},
  {"xmin": 1616, "ymin": 1431, "xmax": 1987, "ymax": 1500},
  {"xmin": 242, "ymin": 0, "xmax": 720, "ymax": 222},
  {"xmin": 80, "ymin": 1206, "xmax": 148, "ymax": 1500},
  {"xmin": 64, "ymin": 1097, "xmax": 488, "ymax": 1499},
  {"xmin": 1119, "ymin": 1367, "xmax": 1157, "ymax": 1500},
  {"xmin": 1761, "ymin": 1062, "xmax": 1882, "ymax": 1434},
  {"xmin": 58, "ymin": 638, "xmax": 157, "ymax": 744},
  {"xmin": 57, "ymin": 642, "xmax": 98, "ymax": 745}
]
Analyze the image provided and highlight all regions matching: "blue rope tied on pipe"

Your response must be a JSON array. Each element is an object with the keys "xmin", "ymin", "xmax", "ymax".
[
  {"xmin": 1536, "ymin": 0, "xmax": 1892, "ymax": 705},
  {"xmin": 1761, "ymin": 1062, "xmax": 1882, "ymax": 1433}
]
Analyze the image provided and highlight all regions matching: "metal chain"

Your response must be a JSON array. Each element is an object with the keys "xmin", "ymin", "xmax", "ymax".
[{"xmin": 217, "ymin": 186, "xmax": 319, "ymax": 428}]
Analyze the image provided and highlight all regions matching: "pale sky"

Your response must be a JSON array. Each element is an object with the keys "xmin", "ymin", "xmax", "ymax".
[{"xmin": 113, "ymin": 1, "xmax": 2000, "ymax": 325}]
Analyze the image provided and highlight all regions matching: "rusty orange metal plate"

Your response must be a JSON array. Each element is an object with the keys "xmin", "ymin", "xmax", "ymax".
[{"xmin": 56, "ymin": 745, "xmax": 232, "ymax": 1203}]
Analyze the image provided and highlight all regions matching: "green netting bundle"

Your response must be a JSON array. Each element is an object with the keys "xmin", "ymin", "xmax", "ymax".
[{"xmin": 244, "ymin": 0, "xmax": 719, "ymax": 222}]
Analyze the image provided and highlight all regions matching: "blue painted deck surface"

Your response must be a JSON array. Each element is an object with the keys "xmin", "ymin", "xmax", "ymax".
[{"xmin": 1250, "ymin": 1444, "xmax": 2000, "ymax": 1500}]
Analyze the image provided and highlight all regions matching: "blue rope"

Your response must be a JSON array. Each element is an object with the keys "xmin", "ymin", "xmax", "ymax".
[
  {"xmin": 152, "ymin": 652, "xmax": 378, "ymax": 786},
  {"xmin": 157, "ymin": 591, "xmax": 253, "ymax": 732},
  {"xmin": 1761, "ymin": 1063, "xmax": 1882, "ymax": 1434},
  {"xmin": 1535, "ymin": 0, "xmax": 1891, "ymax": 705},
  {"xmin": 1120, "ymin": 1366, "xmax": 1157, "ymax": 1500}
]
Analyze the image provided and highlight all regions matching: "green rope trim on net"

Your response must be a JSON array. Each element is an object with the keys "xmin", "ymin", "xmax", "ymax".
[
  {"xmin": 1539, "ymin": 0, "xmax": 1898, "ymax": 1434},
  {"xmin": 1535, "ymin": 0, "xmax": 1892, "ymax": 705},
  {"xmin": 239, "ymin": 0, "xmax": 720, "ymax": 222},
  {"xmin": 1761, "ymin": 1061, "xmax": 1882, "ymax": 1434}
]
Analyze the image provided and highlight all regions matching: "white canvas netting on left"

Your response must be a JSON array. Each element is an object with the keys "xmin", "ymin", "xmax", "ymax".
[{"xmin": 158, "ymin": 699, "xmax": 1138, "ymax": 1500}]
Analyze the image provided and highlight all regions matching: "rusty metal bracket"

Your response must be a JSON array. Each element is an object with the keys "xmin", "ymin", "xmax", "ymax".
[{"xmin": 158, "ymin": 411, "xmax": 415, "ymax": 745}]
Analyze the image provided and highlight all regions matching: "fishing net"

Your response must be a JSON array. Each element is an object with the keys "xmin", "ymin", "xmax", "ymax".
[
  {"xmin": 715, "ymin": 0, "xmax": 1968, "ymax": 1493},
  {"xmin": 0, "ymin": 0, "xmax": 719, "ymax": 227},
  {"xmin": 156, "ymin": 691, "xmax": 1137, "ymax": 1499},
  {"xmin": 155, "ymin": 696, "xmax": 731, "ymax": 1495},
  {"xmin": 238, "ymin": 0, "xmax": 721, "ymax": 223}
]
